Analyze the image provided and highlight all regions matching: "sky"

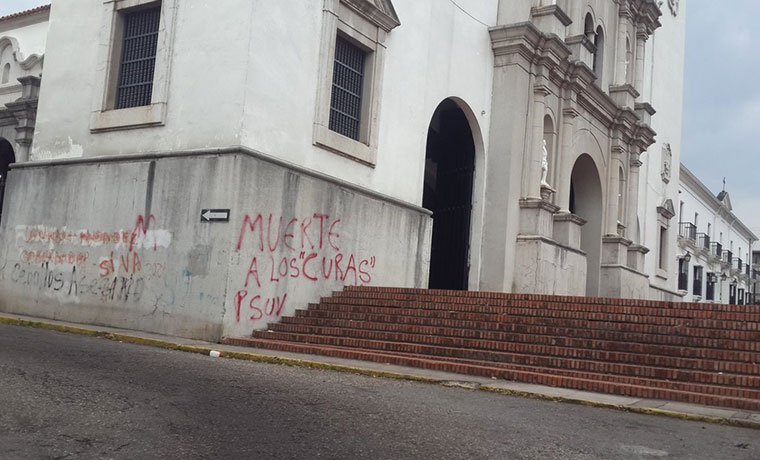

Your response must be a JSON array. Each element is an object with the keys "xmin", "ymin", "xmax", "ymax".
[{"xmin": 1, "ymin": 0, "xmax": 758, "ymax": 232}]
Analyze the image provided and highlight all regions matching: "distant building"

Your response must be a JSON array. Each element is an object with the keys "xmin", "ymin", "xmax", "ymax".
[
  {"xmin": 0, "ymin": 4, "xmax": 48, "ymax": 219},
  {"xmin": 677, "ymin": 165, "xmax": 757, "ymax": 304}
]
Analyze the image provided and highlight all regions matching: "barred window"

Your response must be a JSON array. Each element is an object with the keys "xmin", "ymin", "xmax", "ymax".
[
  {"xmin": 116, "ymin": 5, "xmax": 161, "ymax": 109},
  {"xmin": 329, "ymin": 35, "xmax": 367, "ymax": 141}
]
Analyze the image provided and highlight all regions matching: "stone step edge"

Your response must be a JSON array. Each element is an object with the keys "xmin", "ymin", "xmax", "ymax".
[
  {"xmin": 254, "ymin": 331, "xmax": 760, "ymax": 384},
  {"xmin": 342, "ymin": 286, "xmax": 755, "ymax": 312},
  {"xmin": 296, "ymin": 309, "xmax": 760, "ymax": 342},
  {"xmin": 228, "ymin": 337, "xmax": 760, "ymax": 412},
  {"xmin": 272, "ymin": 319, "xmax": 760, "ymax": 361},
  {"xmin": 327, "ymin": 296, "xmax": 760, "ymax": 321},
  {"xmin": 308, "ymin": 304, "xmax": 760, "ymax": 332}
]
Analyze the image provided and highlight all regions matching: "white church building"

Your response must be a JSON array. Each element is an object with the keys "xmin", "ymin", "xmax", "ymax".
[{"xmin": 2, "ymin": 0, "xmax": 736, "ymax": 342}]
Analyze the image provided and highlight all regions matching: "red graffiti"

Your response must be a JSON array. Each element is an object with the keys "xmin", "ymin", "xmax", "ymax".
[
  {"xmin": 21, "ymin": 250, "xmax": 89, "ymax": 266},
  {"xmin": 99, "ymin": 251, "xmax": 143, "ymax": 278},
  {"xmin": 129, "ymin": 215, "xmax": 157, "ymax": 252},
  {"xmin": 235, "ymin": 290, "xmax": 288, "ymax": 323},
  {"xmin": 234, "ymin": 212, "xmax": 377, "ymax": 325},
  {"xmin": 236, "ymin": 213, "xmax": 341, "ymax": 253}
]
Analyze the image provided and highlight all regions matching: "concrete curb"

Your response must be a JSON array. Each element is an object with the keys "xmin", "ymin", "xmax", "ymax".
[{"xmin": 1, "ymin": 316, "xmax": 758, "ymax": 431}]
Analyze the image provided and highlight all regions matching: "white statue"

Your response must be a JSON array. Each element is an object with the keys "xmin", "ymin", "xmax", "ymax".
[{"xmin": 540, "ymin": 139, "xmax": 550, "ymax": 187}]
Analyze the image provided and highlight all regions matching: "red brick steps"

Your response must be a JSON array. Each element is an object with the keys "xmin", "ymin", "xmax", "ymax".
[{"xmin": 223, "ymin": 286, "xmax": 760, "ymax": 411}]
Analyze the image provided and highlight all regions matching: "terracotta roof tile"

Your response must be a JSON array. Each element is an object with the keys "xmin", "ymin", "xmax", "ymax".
[{"xmin": 0, "ymin": 4, "xmax": 51, "ymax": 23}]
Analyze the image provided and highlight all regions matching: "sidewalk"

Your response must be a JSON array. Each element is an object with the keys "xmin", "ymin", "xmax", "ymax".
[{"xmin": 1, "ymin": 312, "xmax": 758, "ymax": 430}]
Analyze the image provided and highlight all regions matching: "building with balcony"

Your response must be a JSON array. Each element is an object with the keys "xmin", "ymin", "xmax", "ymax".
[
  {"xmin": 676, "ymin": 164, "xmax": 757, "ymax": 304},
  {"xmin": 0, "ymin": 0, "xmax": 692, "ymax": 341}
]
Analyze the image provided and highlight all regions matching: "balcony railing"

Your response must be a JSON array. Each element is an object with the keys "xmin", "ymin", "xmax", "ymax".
[
  {"xmin": 678, "ymin": 222, "xmax": 697, "ymax": 241},
  {"xmin": 710, "ymin": 242, "xmax": 723, "ymax": 258},
  {"xmin": 723, "ymin": 250, "xmax": 733, "ymax": 265},
  {"xmin": 697, "ymin": 233, "xmax": 710, "ymax": 251}
]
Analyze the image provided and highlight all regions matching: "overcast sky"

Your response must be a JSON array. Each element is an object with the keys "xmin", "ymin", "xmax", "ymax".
[{"xmin": 1, "ymin": 0, "xmax": 758, "ymax": 232}]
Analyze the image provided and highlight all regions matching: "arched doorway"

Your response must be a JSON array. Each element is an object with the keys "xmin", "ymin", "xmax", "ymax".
[
  {"xmin": 569, "ymin": 154, "xmax": 603, "ymax": 296},
  {"xmin": 0, "ymin": 138, "xmax": 15, "ymax": 223},
  {"xmin": 423, "ymin": 99, "xmax": 475, "ymax": 290}
]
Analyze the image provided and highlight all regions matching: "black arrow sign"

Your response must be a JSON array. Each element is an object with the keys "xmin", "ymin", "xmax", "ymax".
[{"xmin": 201, "ymin": 209, "xmax": 230, "ymax": 223}]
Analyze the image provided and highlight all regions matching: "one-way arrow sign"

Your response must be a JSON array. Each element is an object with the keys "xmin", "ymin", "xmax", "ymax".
[{"xmin": 201, "ymin": 209, "xmax": 230, "ymax": 223}]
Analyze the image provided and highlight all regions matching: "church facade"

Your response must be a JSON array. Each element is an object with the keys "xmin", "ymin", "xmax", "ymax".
[{"xmin": 0, "ymin": 0, "xmax": 700, "ymax": 341}]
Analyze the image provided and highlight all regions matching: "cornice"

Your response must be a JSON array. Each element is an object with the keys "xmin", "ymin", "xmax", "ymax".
[{"xmin": 340, "ymin": 0, "xmax": 400, "ymax": 32}]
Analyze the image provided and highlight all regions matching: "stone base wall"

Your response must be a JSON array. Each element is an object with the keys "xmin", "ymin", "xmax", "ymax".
[
  {"xmin": 0, "ymin": 150, "xmax": 432, "ymax": 341},
  {"xmin": 513, "ymin": 236, "xmax": 586, "ymax": 296},
  {"xmin": 599, "ymin": 265, "xmax": 650, "ymax": 299}
]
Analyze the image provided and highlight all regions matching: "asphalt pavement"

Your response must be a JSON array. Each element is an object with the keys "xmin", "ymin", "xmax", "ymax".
[{"xmin": 0, "ymin": 324, "xmax": 757, "ymax": 459}]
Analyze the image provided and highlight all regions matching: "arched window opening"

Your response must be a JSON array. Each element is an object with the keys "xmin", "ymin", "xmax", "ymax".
[
  {"xmin": 0, "ymin": 138, "xmax": 16, "ymax": 224},
  {"xmin": 593, "ymin": 26, "xmax": 605, "ymax": 80},
  {"xmin": 1, "ymin": 63, "xmax": 10, "ymax": 84},
  {"xmin": 584, "ymin": 14, "xmax": 595, "ymax": 42}
]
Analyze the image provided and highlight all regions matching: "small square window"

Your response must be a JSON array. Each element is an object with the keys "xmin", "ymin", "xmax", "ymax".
[
  {"xmin": 329, "ymin": 36, "xmax": 367, "ymax": 142},
  {"xmin": 116, "ymin": 6, "xmax": 161, "ymax": 109}
]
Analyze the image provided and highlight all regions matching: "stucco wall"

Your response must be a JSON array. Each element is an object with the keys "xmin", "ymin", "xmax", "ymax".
[
  {"xmin": 30, "ymin": 0, "xmax": 496, "ymax": 206},
  {"xmin": 638, "ymin": 1, "xmax": 687, "ymax": 293},
  {"xmin": 0, "ymin": 151, "xmax": 431, "ymax": 341}
]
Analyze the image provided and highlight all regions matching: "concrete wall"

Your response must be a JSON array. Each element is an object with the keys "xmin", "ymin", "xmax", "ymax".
[{"xmin": 0, "ymin": 151, "xmax": 431, "ymax": 341}]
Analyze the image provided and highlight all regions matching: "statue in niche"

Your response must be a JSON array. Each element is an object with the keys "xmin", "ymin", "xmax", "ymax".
[
  {"xmin": 540, "ymin": 139, "xmax": 550, "ymax": 187},
  {"xmin": 668, "ymin": 0, "xmax": 679, "ymax": 16}
]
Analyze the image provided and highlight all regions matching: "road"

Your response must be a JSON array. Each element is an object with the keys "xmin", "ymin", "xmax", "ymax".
[{"xmin": 0, "ymin": 324, "xmax": 757, "ymax": 459}]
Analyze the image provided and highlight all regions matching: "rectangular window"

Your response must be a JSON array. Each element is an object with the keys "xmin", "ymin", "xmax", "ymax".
[
  {"xmin": 738, "ymin": 288, "xmax": 745, "ymax": 305},
  {"xmin": 693, "ymin": 266, "xmax": 703, "ymax": 296},
  {"xmin": 658, "ymin": 227, "xmax": 667, "ymax": 270},
  {"xmin": 329, "ymin": 35, "xmax": 367, "ymax": 142},
  {"xmin": 706, "ymin": 275, "xmax": 715, "ymax": 301},
  {"xmin": 678, "ymin": 258, "xmax": 688, "ymax": 291},
  {"xmin": 115, "ymin": 5, "xmax": 161, "ymax": 109}
]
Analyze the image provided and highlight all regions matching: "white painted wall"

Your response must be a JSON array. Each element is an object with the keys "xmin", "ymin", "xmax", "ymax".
[
  {"xmin": 31, "ymin": 0, "xmax": 497, "ymax": 205},
  {"xmin": 638, "ymin": 0, "xmax": 687, "ymax": 296}
]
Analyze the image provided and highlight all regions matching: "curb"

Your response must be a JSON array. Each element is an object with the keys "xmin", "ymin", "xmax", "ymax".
[{"xmin": 2, "ymin": 316, "xmax": 758, "ymax": 431}]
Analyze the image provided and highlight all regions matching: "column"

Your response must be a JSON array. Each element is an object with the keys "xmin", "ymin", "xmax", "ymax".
[
  {"xmin": 606, "ymin": 148, "xmax": 623, "ymax": 235},
  {"xmin": 627, "ymin": 150, "xmax": 642, "ymax": 242},
  {"xmin": 614, "ymin": 11, "xmax": 632, "ymax": 85},
  {"xmin": 634, "ymin": 27, "xmax": 647, "ymax": 98}
]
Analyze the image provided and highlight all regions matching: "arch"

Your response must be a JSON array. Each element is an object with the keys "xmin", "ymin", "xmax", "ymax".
[
  {"xmin": 593, "ymin": 25, "xmax": 605, "ymax": 80},
  {"xmin": 584, "ymin": 13, "xmax": 595, "ymax": 41},
  {"xmin": 570, "ymin": 154, "xmax": 603, "ymax": 296},
  {"xmin": 423, "ymin": 98, "xmax": 477, "ymax": 290},
  {"xmin": 0, "ymin": 138, "xmax": 15, "ymax": 224}
]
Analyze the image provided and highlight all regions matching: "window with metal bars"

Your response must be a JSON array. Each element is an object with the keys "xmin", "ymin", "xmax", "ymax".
[
  {"xmin": 329, "ymin": 35, "xmax": 367, "ymax": 141},
  {"xmin": 115, "ymin": 5, "xmax": 161, "ymax": 109}
]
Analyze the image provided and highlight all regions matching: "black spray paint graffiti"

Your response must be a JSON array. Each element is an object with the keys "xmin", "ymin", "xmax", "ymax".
[{"xmin": 11, "ymin": 262, "xmax": 145, "ymax": 303}]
